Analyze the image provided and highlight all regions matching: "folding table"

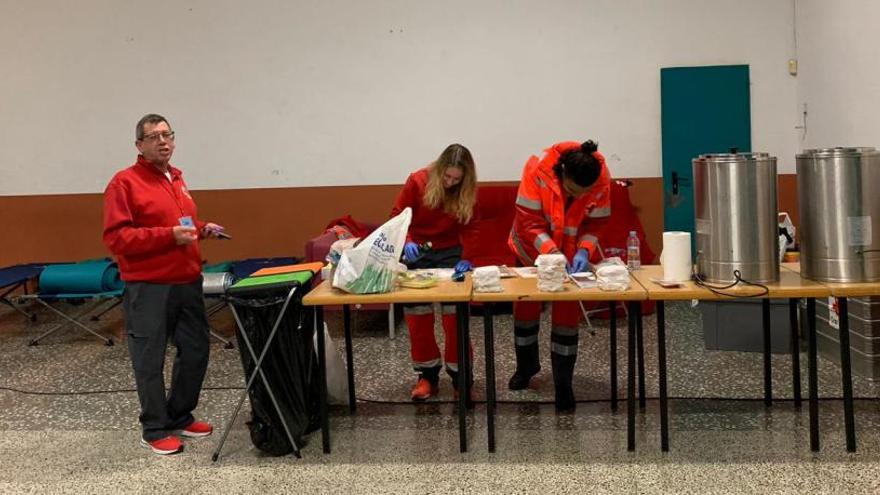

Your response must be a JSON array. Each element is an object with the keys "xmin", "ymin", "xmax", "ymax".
[
  {"xmin": 301, "ymin": 275, "xmax": 474, "ymax": 453},
  {"xmin": 472, "ymin": 275, "xmax": 647, "ymax": 452}
]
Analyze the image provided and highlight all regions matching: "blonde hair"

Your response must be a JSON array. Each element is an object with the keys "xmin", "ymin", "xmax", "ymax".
[{"xmin": 423, "ymin": 144, "xmax": 477, "ymax": 224}]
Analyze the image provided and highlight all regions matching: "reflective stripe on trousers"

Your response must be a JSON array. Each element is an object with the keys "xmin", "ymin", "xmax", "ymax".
[{"xmin": 513, "ymin": 301, "xmax": 581, "ymax": 352}]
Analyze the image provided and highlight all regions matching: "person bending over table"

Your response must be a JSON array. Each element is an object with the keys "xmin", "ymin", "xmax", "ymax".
[
  {"xmin": 507, "ymin": 140, "xmax": 611, "ymax": 412},
  {"xmin": 391, "ymin": 143, "xmax": 478, "ymax": 403},
  {"xmin": 103, "ymin": 114, "xmax": 227, "ymax": 455}
]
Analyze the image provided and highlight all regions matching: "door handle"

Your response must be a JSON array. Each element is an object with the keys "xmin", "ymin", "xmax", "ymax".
[
  {"xmin": 668, "ymin": 172, "xmax": 690, "ymax": 208},
  {"xmin": 671, "ymin": 172, "xmax": 690, "ymax": 196}
]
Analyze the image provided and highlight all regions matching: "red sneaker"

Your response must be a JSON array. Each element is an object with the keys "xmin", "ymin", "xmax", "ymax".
[
  {"xmin": 178, "ymin": 420, "xmax": 214, "ymax": 438},
  {"xmin": 141, "ymin": 436, "xmax": 183, "ymax": 455},
  {"xmin": 411, "ymin": 378, "xmax": 439, "ymax": 401}
]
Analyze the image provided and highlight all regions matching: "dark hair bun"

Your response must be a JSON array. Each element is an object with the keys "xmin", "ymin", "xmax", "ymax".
[{"xmin": 581, "ymin": 140, "xmax": 598, "ymax": 153}]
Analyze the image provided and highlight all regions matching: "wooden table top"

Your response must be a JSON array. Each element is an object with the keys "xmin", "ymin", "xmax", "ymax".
[
  {"xmin": 470, "ymin": 273, "xmax": 647, "ymax": 302},
  {"xmin": 630, "ymin": 265, "xmax": 831, "ymax": 300},
  {"xmin": 824, "ymin": 283, "xmax": 880, "ymax": 297},
  {"xmin": 628, "ymin": 265, "xmax": 716, "ymax": 300},
  {"xmin": 300, "ymin": 263, "xmax": 869, "ymax": 306},
  {"xmin": 781, "ymin": 262, "xmax": 880, "ymax": 297},
  {"xmin": 302, "ymin": 276, "xmax": 473, "ymax": 306},
  {"xmin": 782, "ymin": 262, "xmax": 801, "ymax": 273}
]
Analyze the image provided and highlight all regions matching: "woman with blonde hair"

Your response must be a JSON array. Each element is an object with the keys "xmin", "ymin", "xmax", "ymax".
[{"xmin": 390, "ymin": 143, "xmax": 478, "ymax": 403}]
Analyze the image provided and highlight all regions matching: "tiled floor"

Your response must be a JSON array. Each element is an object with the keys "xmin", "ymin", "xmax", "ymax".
[{"xmin": 1, "ymin": 298, "xmax": 879, "ymax": 493}]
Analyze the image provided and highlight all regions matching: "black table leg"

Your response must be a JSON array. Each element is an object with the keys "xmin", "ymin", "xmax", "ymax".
[
  {"xmin": 789, "ymin": 299, "xmax": 802, "ymax": 409},
  {"xmin": 342, "ymin": 304, "xmax": 356, "ymax": 414},
  {"xmin": 484, "ymin": 303, "xmax": 496, "ymax": 453},
  {"xmin": 609, "ymin": 301, "xmax": 618, "ymax": 412},
  {"xmin": 807, "ymin": 298, "xmax": 819, "ymax": 452},
  {"xmin": 838, "ymin": 297, "xmax": 856, "ymax": 452},
  {"xmin": 457, "ymin": 302, "xmax": 470, "ymax": 453},
  {"xmin": 763, "ymin": 298, "xmax": 772, "ymax": 407},
  {"xmin": 657, "ymin": 301, "xmax": 669, "ymax": 452},
  {"xmin": 315, "ymin": 306, "xmax": 330, "ymax": 454},
  {"xmin": 627, "ymin": 301, "xmax": 638, "ymax": 451},
  {"xmin": 636, "ymin": 308, "xmax": 646, "ymax": 410}
]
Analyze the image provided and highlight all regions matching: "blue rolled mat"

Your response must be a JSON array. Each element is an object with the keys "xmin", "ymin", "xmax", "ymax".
[{"xmin": 38, "ymin": 260, "xmax": 124, "ymax": 295}]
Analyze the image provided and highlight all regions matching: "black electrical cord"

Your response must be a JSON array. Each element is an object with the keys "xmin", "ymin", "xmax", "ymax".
[
  {"xmin": 0, "ymin": 385, "xmax": 244, "ymax": 396},
  {"xmin": 2, "ymin": 385, "xmax": 878, "ymax": 406},
  {"xmin": 355, "ymin": 396, "xmax": 880, "ymax": 405},
  {"xmin": 856, "ymin": 249, "xmax": 880, "ymax": 255},
  {"xmin": 693, "ymin": 269, "xmax": 770, "ymax": 298}
]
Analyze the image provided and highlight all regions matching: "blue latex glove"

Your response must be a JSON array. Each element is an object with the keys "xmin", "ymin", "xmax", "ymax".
[
  {"xmin": 568, "ymin": 249, "xmax": 590, "ymax": 274},
  {"xmin": 454, "ymin": 260, "xmax": 472, "ymax": 273},
  {"xmin": 403, "ymin": 242, "xmax": 420, "ymax": 262}
]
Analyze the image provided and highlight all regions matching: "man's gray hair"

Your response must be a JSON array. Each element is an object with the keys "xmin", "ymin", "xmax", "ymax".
[{"xmin": 135, "ymin": 114, "xmax": 170, "ymax": 140}]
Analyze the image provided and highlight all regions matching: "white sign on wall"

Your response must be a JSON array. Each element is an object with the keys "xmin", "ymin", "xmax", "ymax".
[{"xmin": 828, "ymin": 296, "xmax": 839, "ymax": 330}]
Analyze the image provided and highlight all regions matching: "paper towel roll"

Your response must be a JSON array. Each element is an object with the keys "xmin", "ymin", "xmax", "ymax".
[{"xmin": 660, "ymin": 231, "xmax": 692, "ymax": 282}]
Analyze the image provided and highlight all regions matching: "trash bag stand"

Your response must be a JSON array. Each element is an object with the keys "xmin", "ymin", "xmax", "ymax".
[{"xmin": 212, "ymin": 286, "xmax": 302, "ymax": 461}]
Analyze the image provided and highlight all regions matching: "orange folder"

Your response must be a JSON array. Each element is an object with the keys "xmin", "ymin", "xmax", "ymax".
[{"xmin": 249, "ymin": 261, "xmax": 325, "ymax": 277}]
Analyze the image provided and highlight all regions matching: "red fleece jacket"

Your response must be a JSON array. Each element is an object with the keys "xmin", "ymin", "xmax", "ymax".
[
  {"xmin": 390, "ymin": 167, "xmax": 476, "ymax": 255},
  {"xmin": 103, "ymin": 156, "xmax": 205, "ymax": 284}
]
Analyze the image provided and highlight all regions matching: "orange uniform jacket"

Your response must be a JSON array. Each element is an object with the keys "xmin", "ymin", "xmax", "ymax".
[{"xmin": 508, "ymin": 141, "xmax": 611, "ymax": 264}]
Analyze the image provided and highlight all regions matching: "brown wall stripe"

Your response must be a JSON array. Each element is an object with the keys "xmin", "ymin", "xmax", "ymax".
[{"xmin": 0, "ymin": 176, "xmax": 799, "ymax": 268}]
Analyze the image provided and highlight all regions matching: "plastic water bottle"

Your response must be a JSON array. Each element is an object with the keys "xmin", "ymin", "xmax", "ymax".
[{"xmin": 626, "ymin": 231, "xmax": 641, "ymax": 270}]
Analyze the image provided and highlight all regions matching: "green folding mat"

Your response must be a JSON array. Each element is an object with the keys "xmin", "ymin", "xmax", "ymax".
[{"xmin": 227, "ymin": 270, "xmax": 313, "ymax": 296}]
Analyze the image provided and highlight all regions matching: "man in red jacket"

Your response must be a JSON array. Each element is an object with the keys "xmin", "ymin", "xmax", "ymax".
[{"xmin": 103, "ymin": 114, "xmax": 226, "ymax": 455}]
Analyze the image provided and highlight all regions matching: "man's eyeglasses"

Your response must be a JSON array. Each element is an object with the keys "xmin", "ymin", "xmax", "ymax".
[{"xmin": 141, "ymin": 131, "xmax": 175, "ymax": 142}]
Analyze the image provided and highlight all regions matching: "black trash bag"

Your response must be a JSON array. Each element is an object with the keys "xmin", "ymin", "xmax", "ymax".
[{"xmin": 229, "ymin": 289, "xmax": 321, "ymax": 456}]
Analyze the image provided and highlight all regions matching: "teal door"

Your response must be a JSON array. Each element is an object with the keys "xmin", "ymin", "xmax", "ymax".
[{"xmin": 660, "ymin": 65, "xmax": 751, "ymax": 249}]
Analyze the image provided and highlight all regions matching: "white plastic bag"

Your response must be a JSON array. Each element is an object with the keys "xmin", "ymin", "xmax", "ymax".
[
  {"xmin": 313, "ymin": 322, "xmax": 349, "ymax": 405},
  {"xmin": 333, "ymin": 208, "xmax": 412, "ymax": 294},
  {"xmin": 326, "ymin": 237, "xmax": 360, "ymax": 265},
  {"xmin": 778, "ymin": 212, "xmax": 796, "ymax": 250}
]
